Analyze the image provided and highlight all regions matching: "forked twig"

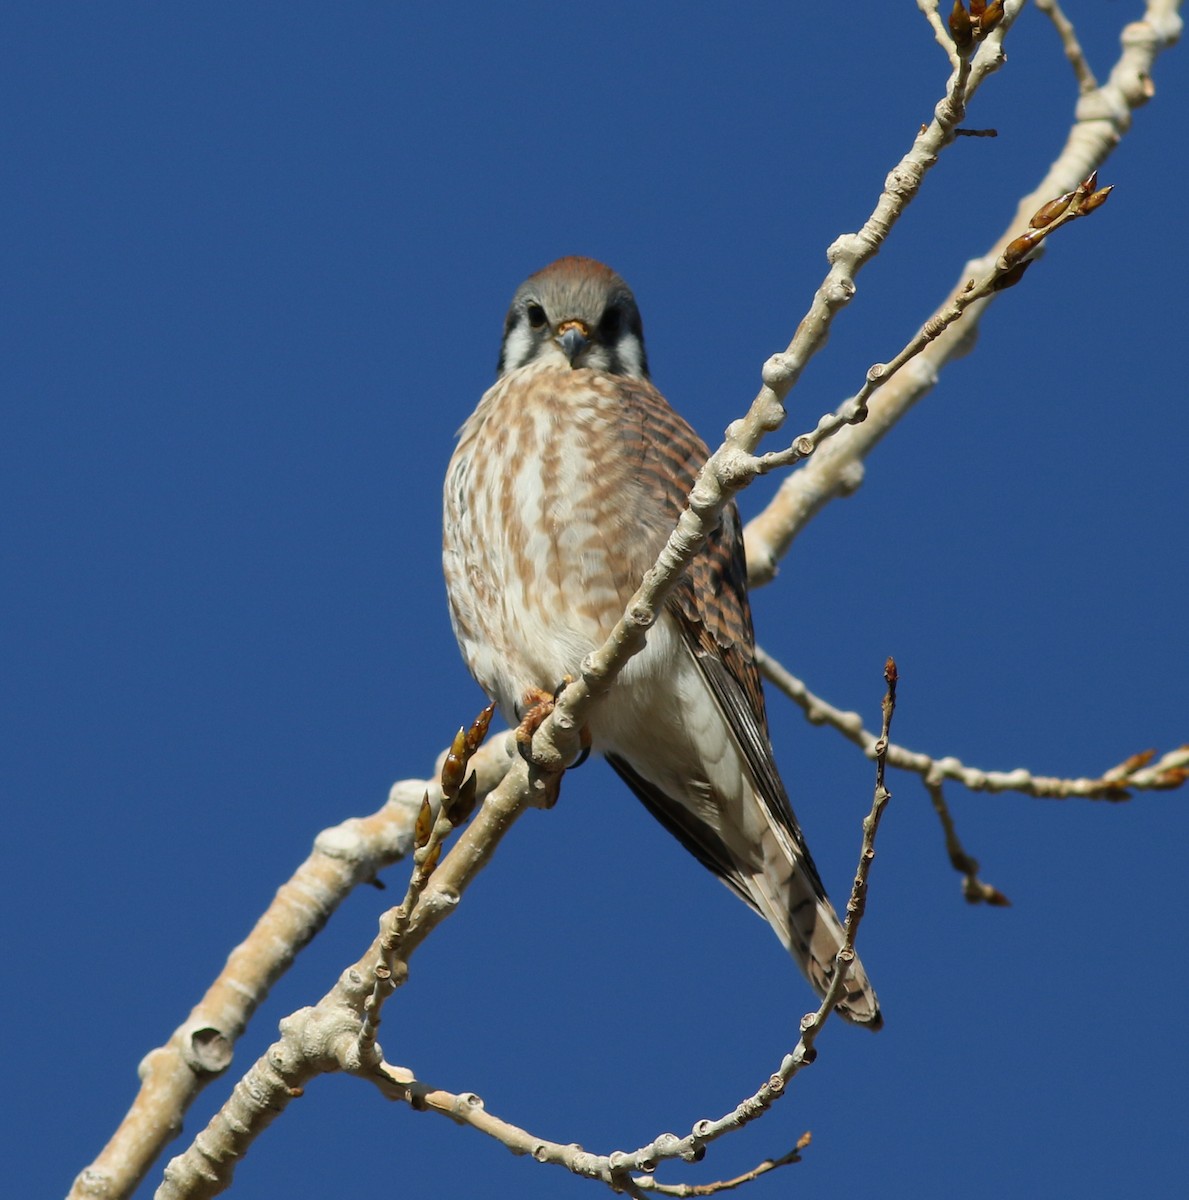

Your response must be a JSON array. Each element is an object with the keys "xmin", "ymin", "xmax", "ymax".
[
  {"xmin": 370, "ymin": 663, "xmax": 900, "ymax": 1197},
  {"xmin": 756, "ymin": 646, "xmax": 1188, "ymax": 904}
]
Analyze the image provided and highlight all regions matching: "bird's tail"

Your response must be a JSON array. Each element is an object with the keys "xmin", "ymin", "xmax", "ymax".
[
  {"xmin": 601, "ymin": 719, "xmax": 882, "ymax": 1028},
  {"xmin": 745, "ymin": 840, "xmax": 882, "ymax": 1029}
]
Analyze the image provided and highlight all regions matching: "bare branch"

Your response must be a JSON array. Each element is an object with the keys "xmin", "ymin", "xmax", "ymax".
[
  {"xmin": 154, "ymin": 733, "xmax": 547, "ymax": 1199},
  {"xmin": 69, "ymin": 727, "xmax": 518, "ymax": 1200},
  {"xmin": 753, "ymin": 2, "xmax": 1019, "ymax": 414},
  {"xmin": 633, "ymin": 1140, "xmax": 808, "ymax": 1196},
  {"xmin": 350, "ymin": 664, "xmax": 899, "ymax": 1196},
  {"xmin": 753, "ymin": 169, "xmax": 1112, "ymax": 478},
  {"xmin": 756, "ymin": 646, "xmax": 1188, "ymax": 904},
  {"xmin": 744, "ymin": 0, "xmax": 1183, "ymax": 582},
  {"xmin": 68, "ymin": 779, "xmax": 426, "ymax": 1199},
  {"xmin": 70, "ymin": 6, "xmax": 1184, "ymax": 1196},
  {"xmin": 758, "ymin": 645, "xmax": 1189, "ymax": 801},
  {"xmin": 917, "ymin": 0, "xmax": 963, "ymax": 66},
  {"xmin": 925, "ymin": 777, "xmax": 1012, "ymax": 907},
  {"xmin": 1036, "ymin": 0, "xmax": 1100, "ymax": 94}
]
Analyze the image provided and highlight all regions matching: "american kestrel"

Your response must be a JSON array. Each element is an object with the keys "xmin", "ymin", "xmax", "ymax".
[{"xmin": 442, "ymin": 257, "xmax": 881, "ymax": 1027}]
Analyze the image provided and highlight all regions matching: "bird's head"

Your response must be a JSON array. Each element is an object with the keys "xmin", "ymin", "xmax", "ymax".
[{"xmin": 497, "ymin": 256, "xmax": 650, "ymax": 380}]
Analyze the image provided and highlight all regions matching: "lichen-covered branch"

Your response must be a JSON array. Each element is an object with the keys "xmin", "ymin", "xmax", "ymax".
[{"xmin": 68, "ymin": 778, "xmax": 428, "ymax": 1200}]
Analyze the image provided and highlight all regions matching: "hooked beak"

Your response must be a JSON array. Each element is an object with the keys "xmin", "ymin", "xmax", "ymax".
[{"xmin": 556, "ymin": 319, "xmax": 590, "ymax": 367}]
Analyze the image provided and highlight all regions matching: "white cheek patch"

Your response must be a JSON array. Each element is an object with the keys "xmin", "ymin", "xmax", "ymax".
[
  {"xmin": 502, "ymin": 320, "xmax": 648, "ymax": 379},
  {"xmin": 500, "ymin": 321, "xmax": 537, "ymax": 373},
  {"xmin": 614, "ymin": 333, "xmax": 647, "ymax": 379}
]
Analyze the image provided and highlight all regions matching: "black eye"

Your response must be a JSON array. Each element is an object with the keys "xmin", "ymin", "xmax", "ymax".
[
  {"xmin": 526, "ymin": 302, "xmax": 547, "ymax": 330},
  {"xmin": 598, "ymin": 304, "xmax": 621, "ymax": 340}
]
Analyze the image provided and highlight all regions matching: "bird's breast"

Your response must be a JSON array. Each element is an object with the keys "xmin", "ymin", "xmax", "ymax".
[{"xmin": 443, "ymin": 366, "xmax": 672, "ymax": 716}]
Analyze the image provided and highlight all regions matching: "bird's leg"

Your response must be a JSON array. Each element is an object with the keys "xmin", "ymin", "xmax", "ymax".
[{"xmin": 514, "ymin": 677, "xmax": 592, "ymax": 800}]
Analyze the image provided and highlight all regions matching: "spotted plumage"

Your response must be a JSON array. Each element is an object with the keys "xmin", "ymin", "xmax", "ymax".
[{"xmin": 443, "ymin": 257, "xmax": 881, "ymax": 1027}]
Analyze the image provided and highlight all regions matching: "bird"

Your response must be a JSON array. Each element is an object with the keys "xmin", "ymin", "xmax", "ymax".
[{"xmin": 442, "ymin": 256, "xmax": 881, "ymax": 1027}]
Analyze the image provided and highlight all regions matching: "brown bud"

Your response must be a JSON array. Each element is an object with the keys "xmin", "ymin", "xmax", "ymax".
[
  {"xmin": 440, "ymin": 726, "xmax": 468, "ymax": 797},
  {"xmin": 969, "ymin": 0, "xmax": 985, "ymax": 16},
  {"xmin": 414, "ymin": 793, "xmax": 433, "ymax": 849},
  {"xmin": 979, "ymin": 0, "xmax": 1004, "ymax": 32},
  {"xmin": 949, "ymin": 1, "xmax": 974, "ymax": 51},
  {"xmin": 1001, "ymin": 230, "xmax": 1043, "ymax": 269},
  {"xmin": 1075, "ymin": 169, "xmax": 1099, "ymax": 201},
  {"xmin": 465, "ymin": 701, "xmax": 496, "ymax": 756},
  {"xmin": 1114, "ymin": 748, "xmax": 1157, "ymax": 774},
  {"xmin": 1029, "ymin": 189, "xmax": 1076, "ymax": 229},
  {"xmin": 1082, "ymin": 185, "xmax": 1113, "ymax": 214},
  {"xmin": 444, "ymin": 770, "xmax": 479, "ymax": 827},
  {"xmin": 991, "ymin": 259, "xmax": 1033, "ymax": 291}
]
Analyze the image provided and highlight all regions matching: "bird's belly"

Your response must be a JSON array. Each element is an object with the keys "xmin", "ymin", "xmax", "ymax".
[
  {"xmin": 590, "ymin": 621, "xmax": 742, "ymax": 806},
  {"xmin": 445, "ymin": 417, "xmax": 660, "ymax": 719}
]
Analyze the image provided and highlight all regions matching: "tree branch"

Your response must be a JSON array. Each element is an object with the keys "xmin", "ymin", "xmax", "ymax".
[
  {"xmin": 744, "ymin": 0, "xmax": 1183, "ymax": 583},
  {"xmin": 352, "ymin": 663, "xmax": 899, "ymax": 1196},
  {"xmin": 141, "ymin": 26, "xmax": 1008, "ymax": 1171},
  {"xmin": 756, "ymin": 644, "xmax": 1189, "ymax": 905},
  {"xmin": 68, "ymin": 5, "xmax": 1184, "ymax": 1196},
  {"xmin": 68, "ymin": 731, "xmax": 519, "ymax": 1200}
]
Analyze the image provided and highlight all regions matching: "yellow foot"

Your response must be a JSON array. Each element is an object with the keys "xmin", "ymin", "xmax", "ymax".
[{"xmin": 514, "ymin": 678, "xmax": 592, "ymax": 799}]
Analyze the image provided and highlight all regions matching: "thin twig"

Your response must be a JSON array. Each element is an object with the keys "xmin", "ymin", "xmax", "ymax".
[
  {"xmin": 756, "ymin": 646, "xmax": 1188, "ymax": 903},
  {"xmin": 755, "ymin": 171, "xmax": 1112, "ymax": 476},
  {"xmin": 925, "ymin": 777, "xmax": 1011, "ymax": 906},
  {"xmin": 633, "ymin": 1140, "xmax": 808, "ymax": 1196},
  {"xmin": 1036, "ymin": 0, "xmax": 1099, "ymax": 93},
  {"xmin": 744, "ymin": 0, "xmax": 1181, "ymax": 582},
  {"xmin": 359, "ymin": 705, "xmax": 495, "ymax": 1052},
  {"xmin": 370, "ymin": 663, "xmax": 899, "ymax": 1195},
  {"xmin": 845, "ymin": 658, "xmax": 898, "ymax": 939},
  {"xmin": 757, "ymin": 645, "xmax": 1189, "ymax": 800},
  {"xmin": 916, "ymin": 0, "xmax": 962, "ymax": 66}
]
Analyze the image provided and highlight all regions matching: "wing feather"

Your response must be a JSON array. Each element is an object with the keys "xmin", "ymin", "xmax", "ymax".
[{"xmin": 613, "ymin": 377, "xmax": 820, "ymax": 893}]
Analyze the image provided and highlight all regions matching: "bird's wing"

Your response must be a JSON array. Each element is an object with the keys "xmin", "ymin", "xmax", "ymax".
[{"xmin": 609, "ymin": 377, "xmax": 825, "ymax": 899}]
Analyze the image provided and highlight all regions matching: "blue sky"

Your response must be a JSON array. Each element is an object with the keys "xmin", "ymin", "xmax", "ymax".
[{"xmin": 5, "ymin": 5, "xmax": 1188, "ymax": 1198}]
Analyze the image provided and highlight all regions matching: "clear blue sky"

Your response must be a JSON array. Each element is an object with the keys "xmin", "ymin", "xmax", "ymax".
[{"xmin": 5, "ymin": 5, "xmax": 1187, "ymax": 1198}]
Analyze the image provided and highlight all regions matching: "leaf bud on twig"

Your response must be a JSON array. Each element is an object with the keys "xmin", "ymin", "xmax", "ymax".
[{"xmin": 1029, "ymin": 189, "xmax": 1076, "ymax": 228}]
